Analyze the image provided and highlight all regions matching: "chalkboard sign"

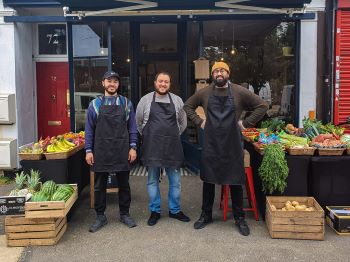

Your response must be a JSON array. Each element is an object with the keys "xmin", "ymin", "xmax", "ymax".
[{"xmin": 38, "ymin": 24, "xmax": 67, "ymax": 55}]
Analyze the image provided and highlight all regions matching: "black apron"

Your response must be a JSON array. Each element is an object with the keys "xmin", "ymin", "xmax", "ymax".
[
  {"xmin": 200, "ymin": 85, "xmax": 245, "ymax": 185},
  {"xmin": 141, "ymin": 92, "xmax": 184, "ymax": 168},
  {"xmin": 92, "ymin": 96, "xmax": 130, "ymax": 173}
]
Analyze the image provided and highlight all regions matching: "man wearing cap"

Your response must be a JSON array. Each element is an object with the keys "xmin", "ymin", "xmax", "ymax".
[
  {"xmin": 136, "ymin": 71, "xmax": 190, "ymax": 226},
  {"xmin": 184, "ymin": 62, "xmax": 268, "ymax": 236},
  {"xmin": 85, "ymin": 70, "xmax": 138, "ymax": 232}
]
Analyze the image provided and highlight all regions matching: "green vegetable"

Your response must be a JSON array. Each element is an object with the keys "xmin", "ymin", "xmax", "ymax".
[
  {"xmin": 258, "ymin": 144, "xmax": 289, "ymax": 194},
  {"xmin": 260, "ymin": 118, "xmax": 286, "ymax": 134},
  {"xmin": 278, "ymin": 132, "xmax": 309, "ymax": 147}
]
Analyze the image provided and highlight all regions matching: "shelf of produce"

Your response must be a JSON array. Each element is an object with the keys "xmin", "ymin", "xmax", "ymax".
[
  {"xmin": 25, "ymin": 184, "xmax": 77, "ymax": 218},
  {"xmin": 5, "ymin": 215, "xmax": 67, "ymax": 247},
  {"xmin": 266, "ymin": 196, "xmax": 324, "ymax": 240}
]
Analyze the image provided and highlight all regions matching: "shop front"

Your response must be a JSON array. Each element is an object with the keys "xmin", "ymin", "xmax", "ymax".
[{"xmin": 0, "ymin": 0, "xmax": 324, "ymax": 169}]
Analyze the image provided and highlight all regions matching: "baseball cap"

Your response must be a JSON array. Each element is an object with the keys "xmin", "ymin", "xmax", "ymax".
[{"xmin": 102, "ymin": 71, "xmax": 120, "ymax": 81}]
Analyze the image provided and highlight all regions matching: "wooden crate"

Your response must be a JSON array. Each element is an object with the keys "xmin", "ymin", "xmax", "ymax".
[
  {"xmin": 265, "ymin": 196, "xmax": 325, "ymax": 240},
  {"xmin": 286, "ymin": 147, "xmax": 315, "ymax": 156},
  {"xmin": 18, "ymin": 153, "xmax": 44, "ymax": 160},
  {"xmin": 44, "ymin": 144, "xmax": 84, "ymax": 160},
  {"xmin": 317, "ymin": 148, "xmax": 345, "ymax": 156},
  {"xmin": 5, "ymin": 215, "xmax": 67, "ymax": 247},
  {"xmin": 25, "ymin": 184, "xmax": 78, "ymax": 218}
]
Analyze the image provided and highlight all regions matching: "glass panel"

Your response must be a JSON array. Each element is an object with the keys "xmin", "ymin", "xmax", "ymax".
[
  {"xmin": 73, "ymin": 22, "xmax": 108, "ymax": 131},
  {"xmin": 138, "ymin": 61, "xmax": 180, "ymax": 98},
  {"xmin": 38, "ymin": 24, "xmax": 67, "ymax": 55},
  {"xmin": 202, "ymin": 20, "xmax": 296, "ymax": 123},
  {"xmin": 140, "ymin": 24, "xmax": 177, "ymax": 53},
  {"xmin": 111, "ymin": 22, "xmax": 131, "ymax": 98}
]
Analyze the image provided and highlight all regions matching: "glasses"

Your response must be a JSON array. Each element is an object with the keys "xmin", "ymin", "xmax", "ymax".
[{"xmin": 212, "ymin": 69, "xmax": 228, "ymax": 75}]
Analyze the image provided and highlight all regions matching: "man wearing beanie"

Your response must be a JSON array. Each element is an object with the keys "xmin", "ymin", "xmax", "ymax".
[{"xmin": 184, "ymin": 62, "xmax": 268, "ymax": 236}]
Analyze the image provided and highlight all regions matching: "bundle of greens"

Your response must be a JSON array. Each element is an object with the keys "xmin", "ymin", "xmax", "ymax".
[
  {"xmin": 258, "ymin": 144, "xmax": 289, "ymax": 194},
  {"xmin": 260, "ymin": 118, "xmax": 286, "ymax": 134}
]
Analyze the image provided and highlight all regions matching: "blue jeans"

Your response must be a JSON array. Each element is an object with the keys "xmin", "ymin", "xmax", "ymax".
[{"xmin": 147, "ymin": 166, "xmax": 181, "ymax": 214}]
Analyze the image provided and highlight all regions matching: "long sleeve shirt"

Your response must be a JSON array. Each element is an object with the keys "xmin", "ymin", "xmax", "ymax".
[
  {"xmin": 136, "ymin": 91, "xmax": 187, "ymax": 135},
  {"xmin": 184, "ymin": 82, "xmax": 268, "ymax": 128},
  {"xmin": 84, "ymin": 95, "xmax": 138, "ymax": 153}
]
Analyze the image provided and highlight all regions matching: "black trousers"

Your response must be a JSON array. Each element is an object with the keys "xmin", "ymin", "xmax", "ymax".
[
  {"xmin": 202, "ymin": 182, "xmax": 245, "ymax": 220},
  {"xmin": 94, "ymin": 171, "xmax": 131, "ymax": 216}
]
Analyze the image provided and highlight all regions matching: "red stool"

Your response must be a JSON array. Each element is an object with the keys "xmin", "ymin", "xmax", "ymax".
[{"xmin": 220, "ymin": 167, "xmax": 259, "ymax": 221}]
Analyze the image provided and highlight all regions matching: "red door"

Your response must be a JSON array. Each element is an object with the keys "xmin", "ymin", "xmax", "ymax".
[{"xmin": 36, "ymin": 62, "xmax": 70, "ymax": 138}]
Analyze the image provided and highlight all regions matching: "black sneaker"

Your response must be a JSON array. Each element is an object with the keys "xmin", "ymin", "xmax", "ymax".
[
  {"xmin": 169, "ymin": 211, "xmax": 190, "ymax": 222},
  {"xmin": 120, "ymin": 214, "xmax": 137, "ymax": 228},
  {"xmin": 235, "ymin": 217, "xmax": 250, "ymax": 236},
  {"xmin": 147, "ymin": 211, "xmax": 161, "ymax": 226},
  {"xmin": 193, "ymin": 212, "xmax": 213, "ymax": 230},
  {"xmin": 89, "ymin": 214, "xmax": 108, "ymax": 233}
]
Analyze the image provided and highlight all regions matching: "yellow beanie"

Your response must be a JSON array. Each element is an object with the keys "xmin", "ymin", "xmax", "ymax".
[{"xmin": 211, "ymin": 61, "xmax": 230, "ymax": 74}]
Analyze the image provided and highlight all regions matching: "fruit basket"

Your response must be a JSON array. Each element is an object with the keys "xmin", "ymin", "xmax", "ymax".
[
  {"xmin": 18, "ymin": 143, "xmax": 44, "ymax": 160},
  {"xmin": 44, "ymin": 143, "xmax": 85, "ymax": 160},
  {"xmin": 286, "ymin": 147, "xmax": 316, "ymax": 156}
]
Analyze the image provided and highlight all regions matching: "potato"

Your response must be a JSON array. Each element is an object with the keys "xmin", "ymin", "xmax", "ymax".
[
  {"xmin": 286, "ymin": 205, "xmax": 296, "ymax": 211},
  {"xmin": 285, "ymin": 201, "xmax": 292, "ymax": 206},
  {"xmin": 292, "ymin": 201, "xmax": 299, "ymax": 207},
  {"xmin": 281, "ymin": 207, "xmax": 286, "ymax": 211},
  {"xmin": 295, "ymin": 205, "xmax": 306, "ymax": 211},
  {"xmin": 271, "ymin": 205, "xmax": 277, "ymax": 211}
]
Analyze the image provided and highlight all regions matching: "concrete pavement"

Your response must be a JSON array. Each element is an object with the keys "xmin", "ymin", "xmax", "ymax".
[{"xmin": 2, "ymin": 175, "xmax": 350, "ymax": 262}]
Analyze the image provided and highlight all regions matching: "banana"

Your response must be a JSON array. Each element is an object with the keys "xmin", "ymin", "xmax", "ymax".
[
  {"xmin": 47, "ymin": 144, "xmax": 56, "ymax": 153},
  {"xmin": 63, "ymin": 139, "xmax": 75, "ymax": 148},
  {"xmin": 55, "ymin": 143, "xmax": 69, "ymax": 152}
]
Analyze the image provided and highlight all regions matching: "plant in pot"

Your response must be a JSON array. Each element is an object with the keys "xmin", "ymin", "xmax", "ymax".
[{"xmin": 278, "ymin": 22, "xmax": 295, "ymax": 56}]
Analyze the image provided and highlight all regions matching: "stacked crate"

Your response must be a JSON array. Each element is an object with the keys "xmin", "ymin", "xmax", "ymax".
[{"xmin": 5, "ymin": 184, "xmax": 77, "ymax": 247}]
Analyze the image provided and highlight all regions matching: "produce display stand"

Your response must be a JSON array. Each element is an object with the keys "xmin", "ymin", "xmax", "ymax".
[
  {"xmin": 25, "ymin": 184, "xmax": 78, "ymax": 218},
  {"xmin": 5, "ymin": 215, "xmax": 67, "ymax": 247},
  {"xmin": 245, "ymin": 140, "xmax": 350, "ymax": 217},
  {"xmin": 245, "ymin": 141, "xmax": 311, "ymax": 217},
  {"xmin": 266, "ymin": 196, "xmax": 324, "ymax": 240},
  {"xmin": 20, "ymin": 148, "xmax": 89, "ymax": 195}
]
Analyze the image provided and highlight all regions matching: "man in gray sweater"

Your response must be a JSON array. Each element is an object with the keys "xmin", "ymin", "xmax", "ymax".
[{"xmin": 136, "ymin": 71, "xmax": 190, "ymax": 226}]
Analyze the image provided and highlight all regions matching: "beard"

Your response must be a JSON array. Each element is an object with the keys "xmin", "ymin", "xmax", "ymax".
[
  {"xmin": 213, "ymin": 76, "xmax": 229, "ymax": 87},
  {"xmin": 104, "ymin": 86, "xmax": 118, "ymax": 96},
  {"xmin": 155, "ymin": 88, "xmax": 169, "ymax": 95}
]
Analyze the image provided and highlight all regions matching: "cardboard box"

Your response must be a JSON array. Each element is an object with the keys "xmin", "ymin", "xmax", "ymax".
[
  {"xmin": 325, "ymin": 206, "xmax": 350, "ymax": 235},
  {"xmin": 0, "ymin": 196, "xmax": 25, "ymax": 216}
]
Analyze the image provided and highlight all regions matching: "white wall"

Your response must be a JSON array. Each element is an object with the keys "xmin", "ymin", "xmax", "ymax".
[
  {"xmin": 14, "ymin": 22, "xmax": 36, "ymax": 147},
  {"xmin": 1, "ymin": 1, "xmax": 36, "ymax": 168},
  {"xmin": 299, "ymin": 17, "xmax": 318, "ymax": 126}
]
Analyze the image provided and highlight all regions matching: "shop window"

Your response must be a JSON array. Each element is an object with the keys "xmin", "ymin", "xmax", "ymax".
[
  {"xmin": 38, "ymin": 24, "xmax": 67, "ymax": 55},
  {"xmin": 201, "ymin": 20, "xmax": 296, "ymax": 124},
  {"xmin": 140, "ymin": 24, "xmax": 177, "ymax": 53}
]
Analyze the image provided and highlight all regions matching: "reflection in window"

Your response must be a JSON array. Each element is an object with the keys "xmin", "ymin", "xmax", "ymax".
[
  {"xmin": 140, "ymin": 24, "xmax": 177, "ymax": 53},
  {"xmin": 202, "ymin": 20, "xmax": 296, "ymax": 123}
]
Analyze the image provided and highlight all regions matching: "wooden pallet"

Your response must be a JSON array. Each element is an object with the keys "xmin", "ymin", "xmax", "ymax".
[
  {"xmin": 25, "ymin": 184, "xmax": 77, "ymax": 218},
  {"xmin": 266, "ymin": 196, "xmax": 324, "ymax": 240},
  {"xmin": 5, "ymin": 215, "xmax": 67, "ymax": 247}
]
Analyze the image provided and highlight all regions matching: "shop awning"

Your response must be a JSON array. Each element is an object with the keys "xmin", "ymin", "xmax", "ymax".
[
  {"xmin": 3, "ymin": 0, "xmax": 315, "ymax": 22},
  {"xmin": 4, "ymin": 0, "xmax": 312, "ymax": 13}
]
